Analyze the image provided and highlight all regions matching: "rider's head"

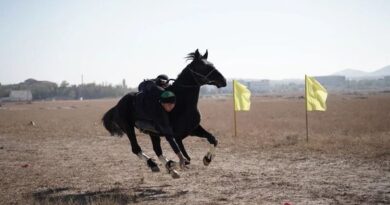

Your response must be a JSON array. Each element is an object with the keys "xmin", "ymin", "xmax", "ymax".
[
  {"xmin": 156, "ymin": 74, "xmax": 169, "ymax": 88},
  {"xmin": 159, "ymin": 91, "xmax": 176, "ymax": 112}
]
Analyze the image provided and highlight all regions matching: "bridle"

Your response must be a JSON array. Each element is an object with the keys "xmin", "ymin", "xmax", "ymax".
[
  {"xmin": 188, "ymin": 67, "xmax": 216, "ymax": 86},
  {"xmin": 172, "ymin": 61, "xmax": 218, "ymax": 88}
]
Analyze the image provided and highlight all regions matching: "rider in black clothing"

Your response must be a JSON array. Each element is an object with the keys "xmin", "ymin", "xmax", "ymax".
[{"xmin": 135, "ymin": 84, "xmax": 181, "ymax": 154}]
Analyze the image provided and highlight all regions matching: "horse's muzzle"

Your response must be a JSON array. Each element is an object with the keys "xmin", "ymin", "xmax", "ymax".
[{"xmin": 216, "ymin": 79, "xmax": 227, "ymax": 88}]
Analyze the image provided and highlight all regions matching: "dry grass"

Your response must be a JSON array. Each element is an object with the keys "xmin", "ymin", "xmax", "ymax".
[{"xmin": 0, "ymin": 94, "xmax": 389, "ymax": 204}]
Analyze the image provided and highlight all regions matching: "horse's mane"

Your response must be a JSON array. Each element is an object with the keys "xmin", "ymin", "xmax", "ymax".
[
  {"xmin": 185, "ymin": 52, "xmax": 197, "ymax": 61},
  {"xmin": 172, "ymin": 52, "xmax": 196, "ymax": 83},
  {"xmin": 173, "ymin": 51, "xmax": 205, "ymax": 85}
]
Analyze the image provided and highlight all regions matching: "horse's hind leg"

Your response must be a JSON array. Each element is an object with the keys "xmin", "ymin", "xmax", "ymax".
[
  {"xmin": 190, "ymin": 124, "xmax": 218, "ymax": 166},
  {"xmin": 150, "ymin": 134, "xmax": 180, "ymax": 179},
  {"xmin": 123, "ymin": 125, "xmax": 159, "ymax": 172}
]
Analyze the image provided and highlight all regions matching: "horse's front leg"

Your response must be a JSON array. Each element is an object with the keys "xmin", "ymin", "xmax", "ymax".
[
  {"xmin": 124, "ymin": 126, "xmax": 159, "ymax": 172},
  {"xmin": 150, "ymin": 134, "xmax": 180, "ymax": 179},
  {"xmin": 190, "ymin": 125, "xmax": 218, "ymax": 166}
]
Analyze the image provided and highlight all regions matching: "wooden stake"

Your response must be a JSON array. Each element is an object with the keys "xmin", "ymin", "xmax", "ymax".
[
  {"xmin": 233, "ymin": 80, "xmax": 237, "ymax": 137},
  {"xmin": 305, "ymin": 75, "xmax": 309, "ymax": 142}
]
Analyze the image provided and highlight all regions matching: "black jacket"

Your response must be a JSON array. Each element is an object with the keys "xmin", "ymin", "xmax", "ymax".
[{"xmin": 135, "ymin": 83, "xmax": 180, "ymax": 153}]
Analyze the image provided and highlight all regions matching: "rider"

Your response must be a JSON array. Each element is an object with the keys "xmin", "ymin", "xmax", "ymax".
[
  {"xmin": 135, "ymin": 84, "xmax": 187, "ymax": 166},
  {"xmin": 147, "ymin": 90, "xmax": 176, "ymax": 138}
]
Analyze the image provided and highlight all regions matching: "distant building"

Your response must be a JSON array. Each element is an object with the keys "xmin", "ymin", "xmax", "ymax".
[
  {"xmin": 385, "ymin": 76, "xmax": 390, "ymax": 86},
  {"xmin": 314, "ymin": 75, "xmax": 346, "ymax": 88},
  {"xmin": 247, "ymin": 80, "xmax": 270, "ymax": 93},
  {"xmin": 5, "ymin": 90, "xmax": 33, "ymax": 102}
]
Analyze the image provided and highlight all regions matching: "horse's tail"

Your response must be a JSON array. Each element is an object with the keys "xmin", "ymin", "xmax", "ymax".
[{"xmin": 102, "ymin": 106, "xmax": 124, "ymax": 137}]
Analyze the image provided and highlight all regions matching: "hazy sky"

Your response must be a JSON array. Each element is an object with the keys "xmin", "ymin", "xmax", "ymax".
[{"xmin": 1, "ymin": 0, "xmax": 389, "ymax": 86}]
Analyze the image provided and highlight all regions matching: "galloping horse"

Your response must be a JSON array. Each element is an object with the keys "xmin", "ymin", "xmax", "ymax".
[{"xmin": 102, "ymin": 49, "xmax": 226, "ymax": 178}]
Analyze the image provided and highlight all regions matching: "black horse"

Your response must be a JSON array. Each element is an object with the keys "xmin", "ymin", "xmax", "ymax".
[{"xmin": 102, "ymin": 49, "xmax": 226, "ymax": 178}]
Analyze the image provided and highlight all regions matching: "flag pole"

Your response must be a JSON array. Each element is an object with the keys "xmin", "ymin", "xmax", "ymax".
[
  {"xmin": 233, "ymin": 80, "xmax": 237, "ymax": 137},
  {"xmin": 305, "ymin": 75, "xmax": 309, "ymax": 142}
]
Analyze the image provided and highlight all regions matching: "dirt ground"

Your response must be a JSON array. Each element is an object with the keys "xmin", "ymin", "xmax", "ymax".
[{"xmin": 0, "ymin": 94, "xmax": 389, "ymax": 205}]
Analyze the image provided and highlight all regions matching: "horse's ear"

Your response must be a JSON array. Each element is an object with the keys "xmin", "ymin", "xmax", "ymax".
[
  {"xmin": 203, "ymin": 49, "xmax": 208, "ymax": 59},
  {"xmin": 194, "ymin": 49, "xmax": 201, "ymax": 59}
]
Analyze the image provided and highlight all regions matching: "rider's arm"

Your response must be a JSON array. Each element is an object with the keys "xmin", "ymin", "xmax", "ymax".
[
  {"xmin": 155, "ymin": 109, "xmax": 188, "ymax": 167},
  {"xmin": 155, "ymin": 112, "xmax": 181, "ymax": 154}
]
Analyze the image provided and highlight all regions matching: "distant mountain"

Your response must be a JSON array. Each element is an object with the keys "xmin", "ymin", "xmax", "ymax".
[
  {"xmin": 371, "ymin": 65, "xmax": 390, "ymax": 76},
  {"xmin": 333, "ymin": 69, "xmax": 368, "ymax": 78},
  {"xmin": 333, "ymin": 65, "xmax": 390, "ymax": 79}
]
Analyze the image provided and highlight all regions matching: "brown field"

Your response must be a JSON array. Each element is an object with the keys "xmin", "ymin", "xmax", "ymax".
[{"xmin": 0, "ymin": 94, "xmax": 389, "ymax": 205}]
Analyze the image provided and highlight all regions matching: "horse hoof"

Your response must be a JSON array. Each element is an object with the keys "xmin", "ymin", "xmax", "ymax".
[
  {"xmin": 151, "ymin": 166, "xmax": 160, "ymax": 172},
  {"xmin": 166, "ymin": 160, "xmax": 177, "ymax": 170},
  {"xmin": 170, "ymin": 169, "xmax": 180, "ymax": 179},
  {"xmin": 147, "ymin": 159, "xmax": 160, "ymax": 172},
  {"xmin": 203, "ymin": 155, "xmax": 212, "ymax": 166}
]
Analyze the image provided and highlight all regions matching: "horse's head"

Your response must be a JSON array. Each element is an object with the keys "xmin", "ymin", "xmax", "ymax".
[{"xmin": 183, "ymin": 49, "xmax": 227, "ymax": 88}]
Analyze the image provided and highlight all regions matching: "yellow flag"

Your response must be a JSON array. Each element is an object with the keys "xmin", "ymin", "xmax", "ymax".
[
  {"xmin": 305, "ymin": 75, "xmax": 328, "ymax": 111},
  {"xmin": 233, "ymin": 80, "xmax": 251, "ymax": 111}
]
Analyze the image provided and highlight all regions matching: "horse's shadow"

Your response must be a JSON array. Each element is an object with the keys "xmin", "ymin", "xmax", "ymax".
[{"xmin": 31, "ymin": 185, "xmax": 188, "ymax": 205}]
